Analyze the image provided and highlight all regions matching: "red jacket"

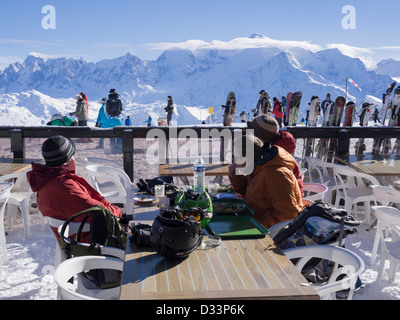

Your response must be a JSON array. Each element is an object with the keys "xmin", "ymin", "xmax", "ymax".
[
  {"xmin": 27, "ymin": 160, "xmax": 121, "ymax": 237},
  {"xmin": 272, "ymin": 99, "xmax": 284, "ymax": 119},
  {"xmin": 275, "ymin": 131, "xmax": 304, "ymax": 197}
]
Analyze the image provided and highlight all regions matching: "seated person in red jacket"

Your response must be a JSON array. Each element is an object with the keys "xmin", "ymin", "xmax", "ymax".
[{"xmin": 27, "ymin": 135, "xmax": 122, "ymax": 239}]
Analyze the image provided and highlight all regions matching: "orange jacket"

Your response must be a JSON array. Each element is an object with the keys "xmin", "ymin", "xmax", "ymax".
[{"xmin": 229, "ymin": 145, "xmax": 304, "ymax": 229}]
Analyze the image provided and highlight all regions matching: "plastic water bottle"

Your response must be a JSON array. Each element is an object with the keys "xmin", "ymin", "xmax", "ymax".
[{"xmin": 193, "ymin": 156, "xmax": 206, "ymax": 194}]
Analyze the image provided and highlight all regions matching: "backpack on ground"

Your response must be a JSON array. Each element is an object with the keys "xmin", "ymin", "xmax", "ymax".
[
  {"xmin": 273, "ymin": 201, "xmax": 360, "ymax": 284},
  {"xmin": 59, "ymin": 205, "xmax": 128, "ymax": 289},
  {"xmin": 106, "ymin": 97, "xmax": 122, "ymax": 117}
]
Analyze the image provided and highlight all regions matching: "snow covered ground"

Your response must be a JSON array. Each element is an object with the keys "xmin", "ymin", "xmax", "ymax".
[{"xmin": 0, "ymin": 127, "xmax": 399, "ymax": 300}]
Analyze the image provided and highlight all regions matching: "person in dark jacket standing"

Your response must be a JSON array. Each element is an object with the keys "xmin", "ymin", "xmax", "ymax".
[{"xmin": 164, "ymin": 96, "xmax": 174, "ymax": 126}]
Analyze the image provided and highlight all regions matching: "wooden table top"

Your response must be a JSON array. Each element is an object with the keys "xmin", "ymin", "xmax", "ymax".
[
  {"xmin": 160, "ymin": 162, "xmax": 230, "ymax": 177},
  {"xmin": 120, "ymin": 204, "xmax": 319, "ymax": 300},
  {"xmin": 335, "ymin": 155, "xmax": 400, "ymax": 177},
  {"xmin": 0, "ymin": 159, "xmax": 37, "ymax": 176}
]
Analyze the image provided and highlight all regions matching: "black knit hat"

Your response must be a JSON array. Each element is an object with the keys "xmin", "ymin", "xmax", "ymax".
[{"xmin": 42, "ymin": 135, "xmax": 75, "ymax": 167}]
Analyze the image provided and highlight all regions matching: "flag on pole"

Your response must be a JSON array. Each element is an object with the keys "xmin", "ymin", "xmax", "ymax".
[{"xmin": 348, "ymin": 78, "xmax": 362, "ymax": 91}]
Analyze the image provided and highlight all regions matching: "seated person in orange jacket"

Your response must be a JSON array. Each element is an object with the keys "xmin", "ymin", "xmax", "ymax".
[
  {"xmin": 247, "ymin": 114, "xmax": 304, "ymax": 197},
  {"xmin": 27, "ymin": 135, "xmax": 122, "ymax": 239},
  {"xmin": 229, "ymin": 120, "xmax": 304, "ymax": 228}
]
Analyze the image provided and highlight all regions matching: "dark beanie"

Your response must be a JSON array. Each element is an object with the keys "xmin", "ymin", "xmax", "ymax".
[{"xmin": 42, "ymin": 135, "xmax": 75, "ymax": 167}]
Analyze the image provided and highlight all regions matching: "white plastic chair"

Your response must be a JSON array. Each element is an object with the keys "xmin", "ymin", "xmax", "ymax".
[
  {"xmin": 284, "ymin": 246, "xmax": 364, "ymax": 300},
  {"xmin": 333, "ymin": 164, "xmax": 381, "ymax": 223},
  {"xmin": 85, "ymin": 164, "xmax": 134, "ymax": 216},
  {"xmin": 305, "ymin": 157, "xmax": 339, "ymax": 203},
  {"xmin": 300, "ymin": 167, "xmax": 307, "ymax": 181},
  {"xmin": 303, "ymin": 182, "xmax": 329, "ymax": 202},
  {"xmin": 0, "ymin": 182, "xmax": 13, "ymax": 275},
  {"xmin": 85, "ymin": 157, "xmax": 122, "ymax": 169},
  {"xmin": 54, "ymin": 256, "xmax": 123, "ymax": 300},
  {"xmin": 370, "ymin": 202, "xmax": 400, "ymax": 298},
  {"xmin": 0, "ymin": 170, "xmax": 45, "ymax": 239},
  {"xmin": 268, "ymin": 220, "xmax": 293, "ymax": 240},
  {"xmin": 370, "ymin": 185, "xmax": 400, "ymax": 266},
  {"xmin": 47, "ymin": 215, "xmax": 124, "ymax": 300}
]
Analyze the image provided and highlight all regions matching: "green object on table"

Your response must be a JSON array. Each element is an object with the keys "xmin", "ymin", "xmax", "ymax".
[
  {"xmin": 206, "ymin": 215, "xmax": 269, "ymax": 239},
  {"xmin": 174, "ymin": 189, "xmax": 213, "ymax": 229}
]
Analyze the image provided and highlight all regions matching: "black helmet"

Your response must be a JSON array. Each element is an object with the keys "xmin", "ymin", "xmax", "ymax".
[{"xmin": 150, "ymin": 210, "xmax": 203, "ymax": 259}]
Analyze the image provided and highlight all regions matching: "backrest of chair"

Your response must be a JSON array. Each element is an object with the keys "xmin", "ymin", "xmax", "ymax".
[
  {"xmin": 332, "ymin": 164, "xmax": 358, "ymax": 196},
  {"xmin": 85, "ymin": 157, "xmax": 122, "ymax": 169},
  {"xmin": 374, "ymin": 207, "xmax": 400, "ymax": 252},
  {"xmin": 0, "ymin": 182, "xmax": 13, "ymax": 202},
  {"xmin": 305, "ymin": 157, "xmax": 324, "ymax": 183},
  {"xmin": 0, "ymin": 182, "xmax": 13, "ymax": 216},
  {"xmin": 371, "ymin": 185, "xmax": 400, "ymax": 206},
  {"xmin": 0, "ymin": 170, "xmax": 32, "ymax": 194},
  {"xmin": 54, "ymin": 256, "xmax": 123, "ymax": 300},
  {"xmin": 85, "ymin": 165, "xmax": 127, "ymax": 197},
  {"xmin": 284, "ymin": 245, "xmax": 364, "ymax": 300}
]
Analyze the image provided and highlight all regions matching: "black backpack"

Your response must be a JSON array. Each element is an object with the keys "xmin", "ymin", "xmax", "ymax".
[
  {"xmin": 278, "ymin": 102, "xmax": 285, "ymax": 113},
  {"xmin": 106, "ymin": 96, "xmax": 122, "ymax": 117},
  {"xmin": 59, "ymin": 205, "xmax": 128, "ymax": 289},
  {"xmin": 273, "ymin": 202, "xmax": 360, "ymax": 284}
]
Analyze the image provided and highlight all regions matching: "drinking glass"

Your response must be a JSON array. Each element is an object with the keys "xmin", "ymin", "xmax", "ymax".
[{"xmin": 154, "ymin": 184, "xmax": 165, "ymax": 198}]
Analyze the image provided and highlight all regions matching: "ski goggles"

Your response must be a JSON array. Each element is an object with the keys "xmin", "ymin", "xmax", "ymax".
[{"xmin": 184, "ymin": 207, "xmax": 204, "ymax": 222}]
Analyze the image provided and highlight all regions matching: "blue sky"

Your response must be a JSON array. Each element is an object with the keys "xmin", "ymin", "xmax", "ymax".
[{"xmin": 0, "ymin": 0, "xmax": 399, "ymax": 69}]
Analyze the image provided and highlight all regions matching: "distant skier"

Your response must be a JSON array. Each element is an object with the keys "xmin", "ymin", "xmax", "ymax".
[
  {"xmin": 373, "ymin": 108, "xmax": 380, "ymax": 124},
  {"xmin": 146, "ymin": 115, "xmax": 152, "ymax": 127},
  {"xmin": 164, "ymin": 96, "xmax": 175, "ymax": 126},
  {"xmin": 239, "ymin": 110, "xmax": 247, "ymax": 123},
  {"xmin": 321, "ymin": 93, "xmax": 335, "ymax": 125},
  {"xmin": 125, "ymin": 115, "xmax": 132, "ymax": 126},
  {"xmin": 272, "ymin": 97, "xmax": 284, "ymax": 127}
]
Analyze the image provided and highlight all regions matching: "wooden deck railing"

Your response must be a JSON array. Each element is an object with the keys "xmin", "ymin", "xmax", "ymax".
[{"xmin": 2, "ymin": 126, "xmax": 400, "ymax": 181}]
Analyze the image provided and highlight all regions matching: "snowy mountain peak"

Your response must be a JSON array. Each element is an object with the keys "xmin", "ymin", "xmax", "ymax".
[{"xmin": 248, "ymin": 33, "xmax": 267, "ymax": 39}]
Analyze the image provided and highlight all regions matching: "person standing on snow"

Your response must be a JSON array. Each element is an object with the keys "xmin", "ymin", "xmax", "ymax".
[
  {"xmin": 272, "ymin": 97, "xmax": 284, "ymax": 128},
  {"xmin": 95, "ymin": 98, "xmax": 107, "ymax": 149},
  {"xmin": 125, "ymin": 116, "xmax": 132, "ymax": 126},
  {"xmin": 104, "ymin": 89, "xmax": 124, "ymax": 153},
  {"xmin": 164, "ymin": 96, "xmax": 175, "ymax": 126},
  {"xmin": 70, "ymin": 94, "xmax": 88, "ymax": 126}
]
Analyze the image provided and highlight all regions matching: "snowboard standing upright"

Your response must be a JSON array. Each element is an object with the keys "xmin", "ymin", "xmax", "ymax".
[
  {"xmin": 385, "ymin": 86, "xmax": 400, "ymax": 155},
  {"xmin": 355, "ymin": 102, "xmax": 373, "ymax": 156},
  {"xmin": 381, "ymin": 82, "xmax": 397, "ymax": 126},
  {"xmin": 316, "ymin": 96, "xmax": 335, "ymax": 160},
  {"xmin": 255, "ymin": 90, "xmax": 271, "ymax": 116},
  {"xmin": 285, "ymin": 92, "xmax": 293, "ymax": 126},
  {"xmin": 222, "ymin": 91, "xmax": 237, "ymax": 126},
  {"xmin": 372, "ymin": 82, "xmax": 396, "ymax": 155},
  {"xmin": 302, "ymin": 96, "xmax": 321, "ymax": 162},
  {"xmin": 343, "ymin": 101, "xmax": 356, "ymax": 127},
  {"xmin": 287, "ymin": 91, "xmax": 302, "ymax": 126},
  {"xmin": 326, "ymin": 96, "xmax": 346, "ymax": 162}
]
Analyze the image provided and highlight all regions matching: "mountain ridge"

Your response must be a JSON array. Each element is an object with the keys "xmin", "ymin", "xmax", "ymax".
[{"xmin": 0, "ymin": 34, "xmax": 396, "ymax": 126}]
